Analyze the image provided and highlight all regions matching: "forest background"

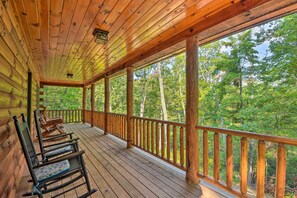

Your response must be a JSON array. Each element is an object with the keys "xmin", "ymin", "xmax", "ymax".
[{"xmin": 44, "ymin": 14, "xmax": 297, "ymax": 196}]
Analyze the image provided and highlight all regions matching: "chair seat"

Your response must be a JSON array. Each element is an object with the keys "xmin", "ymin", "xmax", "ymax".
[
  {"xmin": 34, "ymin": 160, "xmax": 70, "ymax": 182},
  {"xmin": 45, "ymin": 144, "xmax": 73, "ymax": 157}
]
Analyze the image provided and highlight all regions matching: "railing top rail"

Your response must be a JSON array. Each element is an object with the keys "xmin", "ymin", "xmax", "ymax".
[
  {"xmin": 197, "ymin": 125, "xmax": 297, "ymax": 146},
  {"xmin": 47, "ymin": 109, "xmax": 83, "ymax": 111},
  {"xmin": 131, "ymin": 116, "xmax": 185, "ymax": 127},
  {"xmin": 107, "ymin": 112, "xmax": 127, "ymax": 117},
  {"xmin": 93, "ymin": 111, "xmax": 105, "ymax": 114}
]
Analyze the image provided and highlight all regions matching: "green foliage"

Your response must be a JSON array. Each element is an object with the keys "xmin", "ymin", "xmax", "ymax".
[{"xmin": 43, "ymin": 86, "xmax": 82, "ymax": 110}]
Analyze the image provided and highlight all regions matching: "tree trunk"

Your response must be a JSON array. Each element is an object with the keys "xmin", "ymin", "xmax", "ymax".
[
  {"xmin": 213, "ymin": 86, "xmax": 226, "ymax": 153},
  {"xmin": 140, "ymin": 83, "xmax": 147, "ymax": 117},
  {"xmin": 239, "ymin": 66, "xmax": 243, "ymax": 126},
  {"xmin": 248, "ymin": 140, "xmax": 255, "ymax": 186},
  {"xmin": 178, "ymin": 64, "xmax": 186, "ymax": 120},
  {"xmin": 157, "ymin": 62, "xmax": 168, "ymax": 120}
]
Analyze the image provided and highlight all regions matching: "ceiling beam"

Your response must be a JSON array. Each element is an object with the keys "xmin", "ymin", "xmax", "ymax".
[{"xmin": 40, "ymin": 81, "xmax": 84, "ymax": 88}]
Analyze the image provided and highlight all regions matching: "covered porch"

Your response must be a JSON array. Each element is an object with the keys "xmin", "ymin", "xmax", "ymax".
[
  {"xmin": 0, "ymin": 0, "xmax": 297, "ymax": 197},
  {"xmin": 17, "ymin": 123, "xmax": 226, "ymax": 198}
]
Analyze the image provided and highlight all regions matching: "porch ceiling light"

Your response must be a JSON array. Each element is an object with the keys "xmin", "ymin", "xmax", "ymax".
[
  {"xmin": 67, "ymin": 73, "xmax": 73, "ymax": 78},
  {"xmin": 92, "ymin": 28, "xmax": 109, "ymax": 44}
]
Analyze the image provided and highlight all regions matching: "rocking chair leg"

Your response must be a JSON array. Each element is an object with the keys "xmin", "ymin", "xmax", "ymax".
[{"xmin": 80, "ymin": 157, "xmax": 91, "ymax": 192}]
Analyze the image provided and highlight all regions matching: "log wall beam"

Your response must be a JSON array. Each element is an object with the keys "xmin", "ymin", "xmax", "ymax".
[{"xmin": 185, "ymin": 36, "xmax": 199, "ymax": 184}]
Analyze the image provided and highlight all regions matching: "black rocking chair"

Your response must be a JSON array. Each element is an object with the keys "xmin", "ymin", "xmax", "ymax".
[
  {"xmin": 32, "ymin": 110, "xmax": 79, "ymax": 161},
  {"xmin": 14, "ymin": 115, "xmax": 97, "ymax": 198}
]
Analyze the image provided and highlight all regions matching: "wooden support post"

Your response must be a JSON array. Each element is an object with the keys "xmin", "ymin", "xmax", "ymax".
[
  {"xmin": 275, "ymin": 143, "xmax": 286, "ymax": 198},
  {"xmin": 240, "ymin": 137, "xmax": 248, "ymax": 197},
  {"xmin": 185, "ymin": 36, "xmax": 199, "ymax": 184},
  {"xmin": 91, "ymin": 84, "xmax": 95, "ymax": 127},
  {"xmin": 27, "ymin": 72, "xmax": 32, "ymax": 130},
  {"xmin": 104, "ymin": 77, "xmax": 110, "ymax": 135},
  {"xmin": 82, "ymin": 87, "xmax": 87, "ymax": 123},
  {"xmin": 39, "ymin": 83, "xmax": 44, "ymax": 111},
  {"xmin": 256, "ymin": 140, "xmax": 266, "ymax": 198},
  {"xmin": 127, "ymin": 67, "xmax": 134, "ymax": 148}
]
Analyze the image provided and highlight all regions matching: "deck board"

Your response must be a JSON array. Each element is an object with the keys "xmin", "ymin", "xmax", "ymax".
[{"xmin": 17, "ymin": 124, "xmax": 225, "ymax": 198}]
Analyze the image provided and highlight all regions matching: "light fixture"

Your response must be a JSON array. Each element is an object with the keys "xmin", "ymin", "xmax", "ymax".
[
  {"xmin": 67, "ymin": 73, "xmax": 73, "ymax": 78},
  {"xmin": 92, "ymin": 28, "xmax": 109, "ymax": 44}
]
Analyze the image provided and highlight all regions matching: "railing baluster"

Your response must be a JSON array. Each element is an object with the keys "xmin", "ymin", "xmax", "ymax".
[
  {"xmin": 240, "ymin": 137, "xmax": 248, "ymax": 197},
  {"xmin": 226, "ymin": 134, "xmax": 233, "ymax": 189},
  {"xmin": 161, "ymin": 123, "xmax": 165, "ymax": 159},
  {"xmin": 214, "ymin": 132, "xmax": 220, "ymax": 182},
  {"xmin": 167, "ymin": 124, "xmax": 170, "ymax": 161},
  {"xmin": 136, "ymin": 119, "xmax": 139, "ymax": 146},
  {"xmin": 151, "ymin": 122, "xmax": 154, "ymax": 153},
  {"xmin": 173, "ymin": 126, "xmax": 177, "ymax": 164},
  {"xmin": 72, "ymin": 110, "xmax": 74, "ymax": 123},
  {"xmin": 256, "ymin": 140, "xmax": 266, "ymax": 198},
  {"xmin": 147, "ymin": 121, "xmax": 150, "ymax": 151},
  {"xmin": 180, "ymin": 127, "xmax": 184, "ymax": 168},
  {"xmin": 140, "ymin": 119, "xmax": 143, "ymax": 148},
  {"xmin": 203, "ymin": 130, "xmax": 208, "ymax": 177},
  {"xmin": 143, "ymin": 120, "xmax": 146, "ymax": 150},
  {"xmin": 156, "ymin": 122, "xmax": 159, "ymax": 156},
  {"xmin": 276, "ymin": 143, "xmax": 286, "ymax": 197},
  {"xmin": 124, "ymin": 116, "xmax": 126, "ymax": 139}
]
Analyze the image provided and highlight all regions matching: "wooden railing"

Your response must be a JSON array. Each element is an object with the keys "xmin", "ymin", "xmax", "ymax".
[
  {"xmin": 82, "ymin": 111, "xmax": 297, "ymax": 197},
  {"xmin": 107, "ymin": 113, "xmax": 127, "ymax": 140},
  {"xmin": 93, "ymin": 111, "xmax": 105, "ymax": 129},
  {"xmin": 131, "ymin": 116, "xmax": 186, "ymax": 170},
  {"xmin": 84, "ymin": 110, "xmax": 92, "ymax": 124},
  {"xmin": 196, "ymin": 125, "xmax": 297, "ymax": 197},
  {"xmin": 46, "ymin": 109, "xmax": 83, "ymax": 123}
]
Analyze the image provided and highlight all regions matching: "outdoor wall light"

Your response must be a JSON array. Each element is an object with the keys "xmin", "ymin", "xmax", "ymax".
[
  {"xmin": 92, "ymin": 28, "xmax": 109, "ymax": 44},
  {"xmin": 67, "ymin": 73, "xmax": 73, "ymax": 78}
]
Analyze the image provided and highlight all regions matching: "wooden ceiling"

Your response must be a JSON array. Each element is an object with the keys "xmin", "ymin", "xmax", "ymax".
[{"xmin": 10, "ymin": 0, "xmax": 297, "ymax": 85}]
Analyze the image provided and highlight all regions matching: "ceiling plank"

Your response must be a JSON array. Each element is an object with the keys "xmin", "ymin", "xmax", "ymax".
[{"xmin": 85, "ymin": 0, "xmax": 271, "ymax": 85}]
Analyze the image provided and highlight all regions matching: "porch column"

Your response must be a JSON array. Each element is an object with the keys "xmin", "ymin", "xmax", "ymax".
[
  {"xmin": 185, "ymin": 36, "xmax": 199, "ymax": 184},
  {"xmin": 127, "ymin": 67, "xmax": 134, "ymax": 148},
  {"xmin": 82, "ymin": 86, "xmax": 87, "ymax": 123},
  {"xmin": 27, "ymin": 72, "xmax": 32, "ymax": 130},
  {"xmin": 104, "ymin": 77, "xmax": 110, "ymax": 135},
  {"xmin": 91, "ymin": 83, "xmax": 95, "ymax": 127}
]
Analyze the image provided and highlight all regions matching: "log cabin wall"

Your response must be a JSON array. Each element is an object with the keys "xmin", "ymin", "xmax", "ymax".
[{"xmin": 0, "ymin": 0, "xmax": 39, "ymax": 197}]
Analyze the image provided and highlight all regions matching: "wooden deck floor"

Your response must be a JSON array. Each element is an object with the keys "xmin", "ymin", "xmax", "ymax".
[{"xmin": 17, "ymin": 124, "xmax": 226, "ymax": 198}]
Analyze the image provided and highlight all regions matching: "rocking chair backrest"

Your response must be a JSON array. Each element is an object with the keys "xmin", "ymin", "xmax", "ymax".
[
  {"xmin": 34, "ymin": 110, "xmax": 45, "ymax": 156},
  {"xmin": 13, "ymin": 115, "xmax": 39, "ymax": 182}
]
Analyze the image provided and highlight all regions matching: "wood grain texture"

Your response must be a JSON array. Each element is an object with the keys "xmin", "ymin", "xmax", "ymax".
[
  {"xmin": 17, "ymin": 123, "xmax": 226, "ymax": 198},
  {"xmin": 126, "ymin": 67, "xmax": 133, "ymax": 148},
  {"xmin": 9, "ymin": 0, "xmax": 295, "ymax": 85},
  {"xmin": 185, "ymin": 36, "xmax": 199, "ymax": 184},
  {"xmin": 0, "ymin": 1, "xmax": 39, "ymax": 197}
]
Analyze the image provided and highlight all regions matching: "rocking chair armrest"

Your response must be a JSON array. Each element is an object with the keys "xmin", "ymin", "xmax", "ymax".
[
  {"xmin": 33, "ymin": 151, "xmax": 85, "ymax": 168},
  {"xmin": 43, "ymin": 138, "xmax": 79, "ymax": 148},
  {"xmin": 43, "ymin": 133, "xmax": 74, "ymax": 142},
  {"xmin": 43, "ymin": 141, "xmax": 78, "ymax": 154}
]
